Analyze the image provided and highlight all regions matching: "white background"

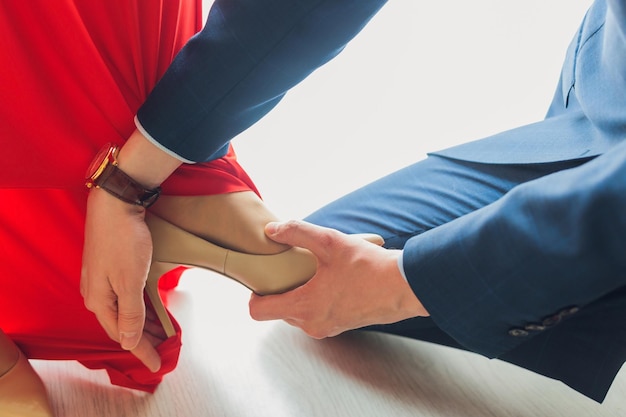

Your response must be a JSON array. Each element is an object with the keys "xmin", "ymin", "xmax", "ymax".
[{"xmin": 203, "ymin": 0, "xmax": 592, "ymax": 219}]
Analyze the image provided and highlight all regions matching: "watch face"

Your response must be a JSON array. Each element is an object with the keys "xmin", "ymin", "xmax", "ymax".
[{"xmin": 85, "ymin": 143, "xmax": 117, "ymax": 184}]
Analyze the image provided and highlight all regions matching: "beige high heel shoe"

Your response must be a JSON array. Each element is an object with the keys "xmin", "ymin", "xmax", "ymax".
[
  {"xmin": 143, "ymin": 213, "xmax": 384, "ymax": 337},
  {"xmin": 0, "ymin": 331, "xmax": 54, "ymax": 417}
]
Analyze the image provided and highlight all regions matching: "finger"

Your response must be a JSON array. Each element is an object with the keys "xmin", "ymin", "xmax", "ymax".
[
  {"xmin": 249, "ymin": 292, "xmax": 297, "ymax": 322},
  {"xmin": 97, "ymin": 306, "xmax": 123, "ymax": 342},
  {"xmin": 116, "ymin": 290, "xmax": 147, "ymax": 350},
  {"xmin": 283, "ymin": 318, "xmax": 303, "ymax": 328},
  {"xmin": 82, "ymin": 285, "xmax": 122, "ymax": 342},
  {"xmin": 130, "ymin": 335, "xmax": 162, "ymax": 373},
  {"xmin": 265, "ymin": 220, "xmax": 337, "ymax": 255}
]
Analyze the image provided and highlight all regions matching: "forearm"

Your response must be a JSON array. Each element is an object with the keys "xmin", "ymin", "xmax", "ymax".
[
  {"xmin": 403, "ymin": 143, "xmax": 626, "ymax": 358},
  {"xmin": 116, "ymin": 129, "xmax": 182, "ymax": 189},
  {"xmin": 137, "ymin": 0, "xmax": 387, "ymax": 162}
]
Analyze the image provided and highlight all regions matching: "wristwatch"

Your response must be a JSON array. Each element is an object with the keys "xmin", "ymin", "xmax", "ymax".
[{"xmin": 85, "ymin": 142, "xmax": 161, "ymax": 208}]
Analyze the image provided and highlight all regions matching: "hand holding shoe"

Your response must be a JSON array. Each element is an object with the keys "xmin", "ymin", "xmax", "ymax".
[{"xmin": 249, "ymin": 220, "xmax": 428, "ymax": 338}]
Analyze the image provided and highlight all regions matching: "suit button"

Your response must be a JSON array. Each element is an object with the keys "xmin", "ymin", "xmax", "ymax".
[
  {"xmin": 508, "ymin": 328, "xmax": 529, "ymax": 337},
  {"xmin": 559, "ymin": 306, "xmax": 580, "ymax": 317},
  {"xmin": 524, "ymin": 323, "xmax": 546, "ymax": 331},
  {"xmin": 542, "ymin": 314, "xmax": 562, "ymax": 327}
]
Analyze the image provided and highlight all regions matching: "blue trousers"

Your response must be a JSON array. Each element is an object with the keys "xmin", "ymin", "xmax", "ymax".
[
  {"xmin": 306, "ymin": 155, "xmax": 585, "ymax": 247},
  {"xmin": 303, "ymin": 154, "xmax": 626, "ymax": 402}
]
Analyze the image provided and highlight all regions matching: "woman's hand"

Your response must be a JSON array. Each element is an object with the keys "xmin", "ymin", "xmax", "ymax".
[{"xmin": 249, "ymin": 221, "xmax": 428, "ymax": 338}]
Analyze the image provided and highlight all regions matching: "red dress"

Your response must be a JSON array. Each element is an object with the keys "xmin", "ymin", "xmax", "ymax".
[{"xmin": 0, "ymin": 1, "xmax": 259, "ymax": 392}]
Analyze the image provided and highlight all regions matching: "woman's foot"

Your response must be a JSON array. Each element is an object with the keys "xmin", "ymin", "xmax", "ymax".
[
  {"xmin": 145, "ymin": 191, "xmax": 317, "ymax": 338},
  {"xmin": 150, "ymin": 191, "xmax": 290, "ymax": 255},
  {"xmin": 144, "ymin": 191, "xmax": 384, "ymax": 339}
]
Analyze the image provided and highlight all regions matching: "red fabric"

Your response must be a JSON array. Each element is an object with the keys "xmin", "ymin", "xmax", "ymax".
[{"xmin": 0, "ymin": 1, "xmax": 258, "ymax": 392}]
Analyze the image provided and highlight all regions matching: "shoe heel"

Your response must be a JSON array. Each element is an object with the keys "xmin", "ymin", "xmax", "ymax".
[{"xmin": 145, "ymin": 262, "xmax": 178, "ymax": 338}]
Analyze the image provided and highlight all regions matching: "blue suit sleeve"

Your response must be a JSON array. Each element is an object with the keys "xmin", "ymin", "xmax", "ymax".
[
  {"xmin": 136, "ymin": 0, "xmax": 387, "ymax": 162},
  {"xmin": 403, "ymin": 140, "xmax": 626, "ymax": 358}
]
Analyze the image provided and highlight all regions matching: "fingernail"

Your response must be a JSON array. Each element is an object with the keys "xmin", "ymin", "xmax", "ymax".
[
  {"xmin": 149, "ymin": 360, "xmax": 162, "ymax": 373},
  {"xmin": 120, "ymin": 332, "xmax": 138, "ymax": 350},
  {"xmin": 265, "ymin": 222, "xmax": 279, "ymax": 236}
]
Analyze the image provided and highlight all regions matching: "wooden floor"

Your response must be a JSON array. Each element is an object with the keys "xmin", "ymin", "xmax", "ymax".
[
  {"xmin": 34, "ymin": 0, "xmax": 626, "ymax": 415},
  {"xmin": 34, "ymin": 270, "xmax": 626, "ymax": 417}
]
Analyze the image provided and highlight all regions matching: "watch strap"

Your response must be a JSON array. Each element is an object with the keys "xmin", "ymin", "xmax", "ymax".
[{"xmin": 96, "ymin": 164, "xmax": 161, "ymax": 208}]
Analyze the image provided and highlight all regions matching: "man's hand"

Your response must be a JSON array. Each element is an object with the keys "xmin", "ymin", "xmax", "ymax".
[
  {"xmin": 81, "ymin": 130, "xmax": 182, "ymax": 371},
  {"xmin": 249, "ymin": 221, "xmax": 428, "ymax": 338},
  {"xmin": 81, "ymin": 187, "xmax": 162, "ymax": 372}
]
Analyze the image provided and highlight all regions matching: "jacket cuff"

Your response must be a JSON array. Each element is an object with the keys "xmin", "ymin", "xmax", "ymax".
[{"xmin": 134, "ymin": 116, "xmax": 196, "ymax": 164}]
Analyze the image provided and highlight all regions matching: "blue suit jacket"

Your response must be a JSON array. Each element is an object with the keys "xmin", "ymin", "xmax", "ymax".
[{"xmin": 137, "ymin": 0, "xmax": 626, "ymax": 402}]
